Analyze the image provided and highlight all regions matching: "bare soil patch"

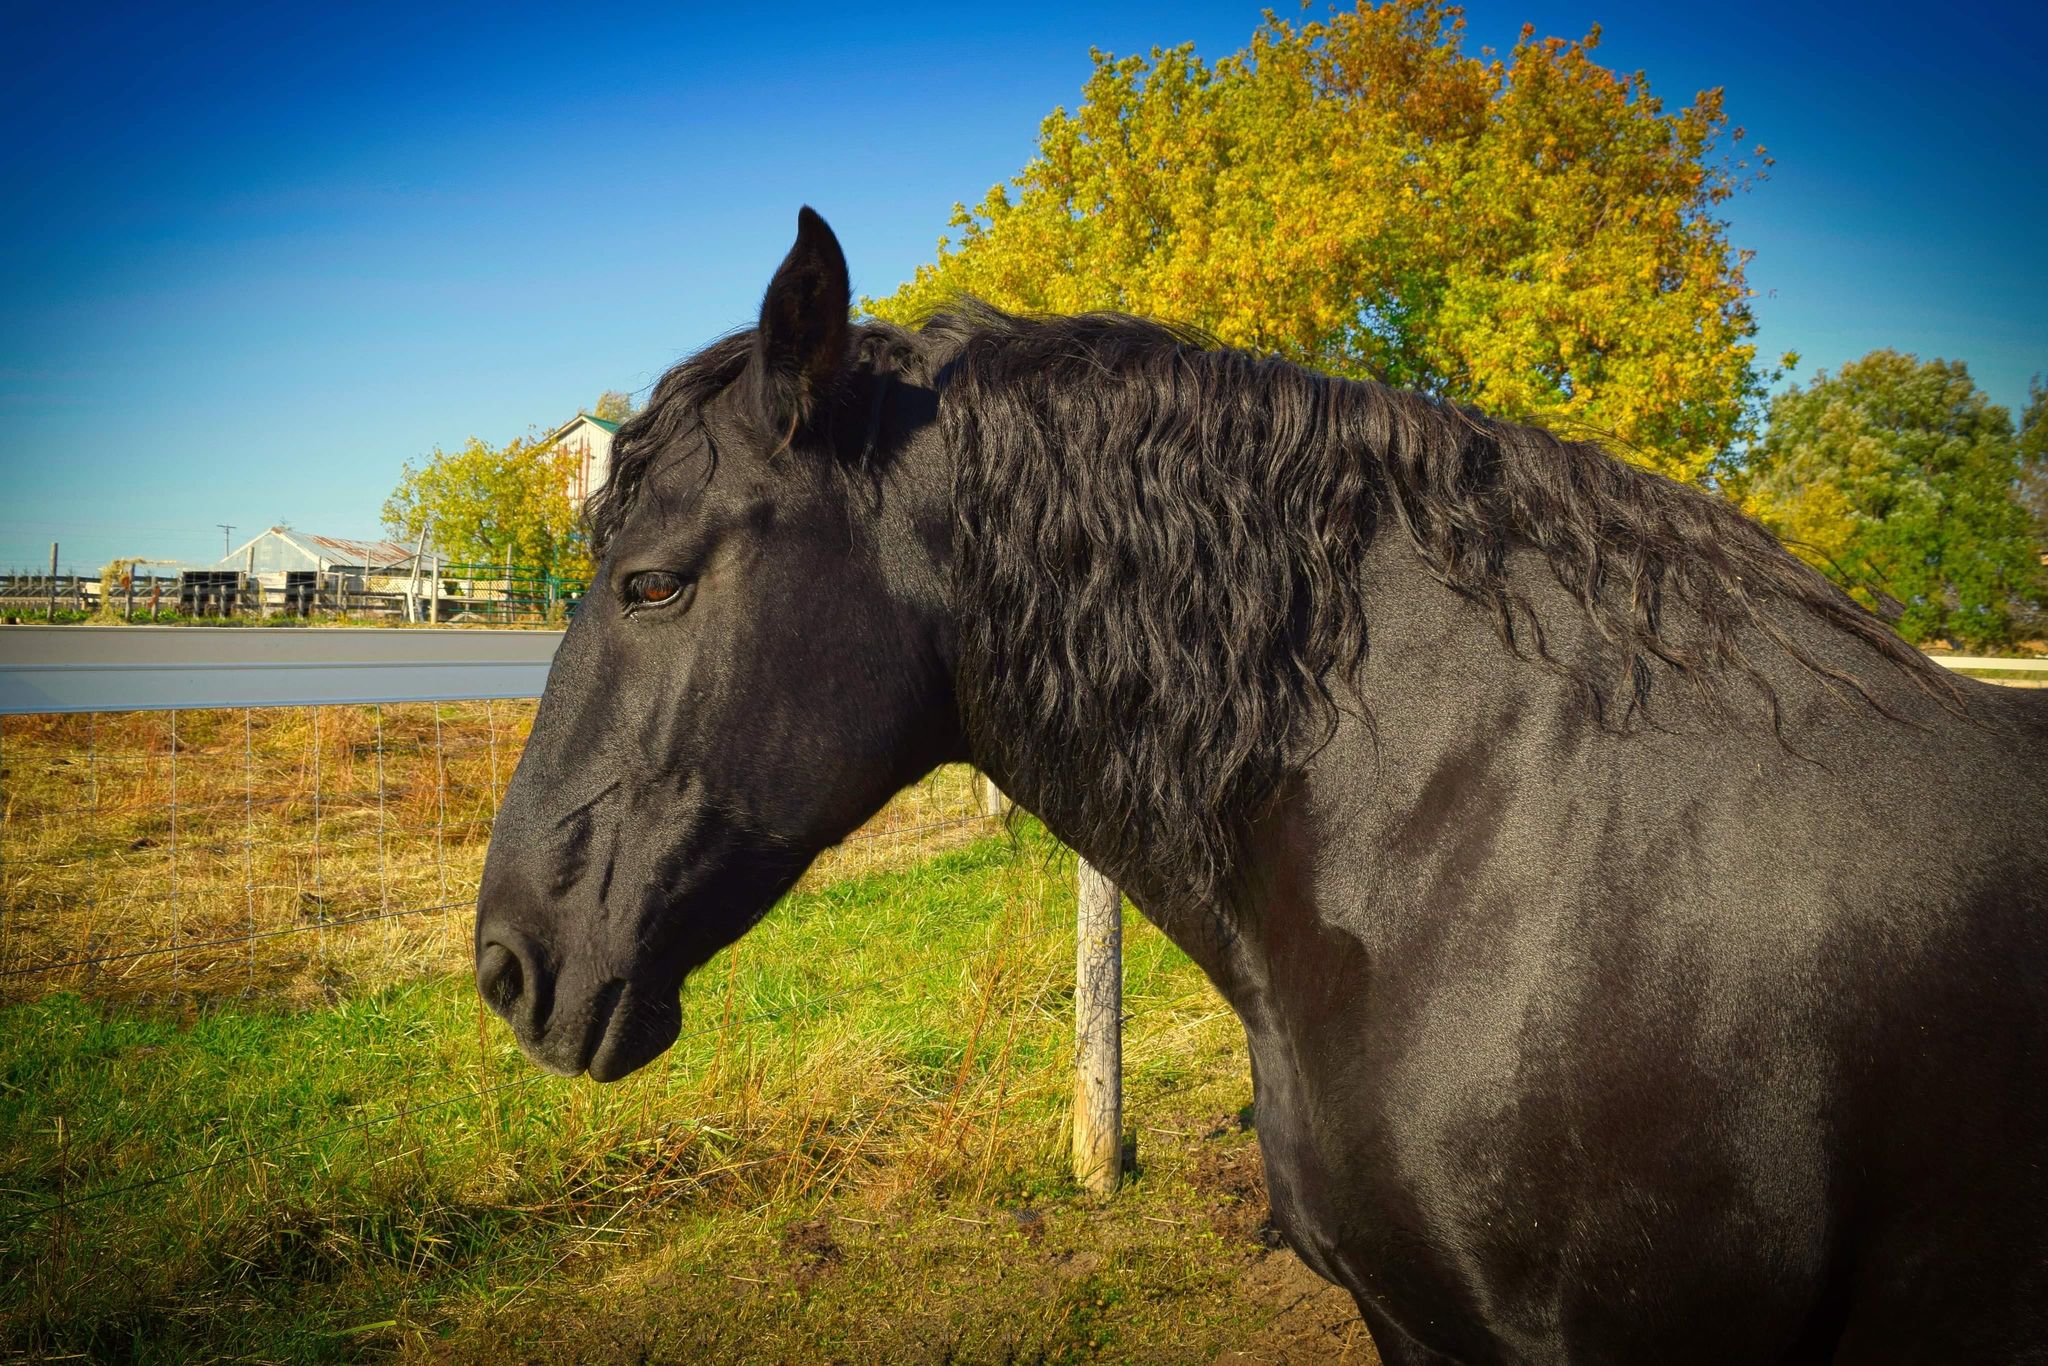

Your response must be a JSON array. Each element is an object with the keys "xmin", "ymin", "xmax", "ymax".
[{"xmin": 419, "ymin": 1112, "xmax": 1374, "ymax": 1365}]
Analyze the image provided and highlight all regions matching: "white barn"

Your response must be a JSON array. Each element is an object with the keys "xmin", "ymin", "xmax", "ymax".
[
  {"xmin": 215, "ymin": 527, "xmax": 441, "ymax": 613},
  {"xmin": 550, "ymin": 413, "xmax": 621, "ymax": 510}
]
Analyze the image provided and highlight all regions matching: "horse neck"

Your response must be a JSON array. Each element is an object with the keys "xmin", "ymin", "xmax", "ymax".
[{"xmin": 958, "ymin": 530, "xmax": 1548, "ymax": 992}]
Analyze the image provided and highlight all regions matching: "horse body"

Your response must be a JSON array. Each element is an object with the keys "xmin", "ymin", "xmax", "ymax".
[
  {"xmin": 476, "ymin": 210, "xmax": 2048, "ymax": 1362},
  {"xmin": 1065, "ymin": 548, "xmax": 2048, "ymax": 1362}
]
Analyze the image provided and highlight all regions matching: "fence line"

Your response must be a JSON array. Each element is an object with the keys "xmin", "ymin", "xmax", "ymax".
[
  {"xmin": 0, "ymin": 627, "xmax": 1142, "ymax": 1218},
  {"xmin": 0, "ymin": 703, "xmax": 1001, "ymax": 998},
  {"xmin": 0, "ymin": 898, "xmax": 478, "ymax": 982},
  {"xmin": 2, "ymin": 808, "xmax": 1005, "ymax": 985},
  {"xmin": 0, "ymin": 564, "xmax": 581, "ymax": 625}
]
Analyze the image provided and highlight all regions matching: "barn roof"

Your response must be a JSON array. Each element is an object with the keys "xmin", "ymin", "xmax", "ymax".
[
  {"xmin": 218, "ymin": 527, "xmax": 431, "ymax": 571},
  {"xmin": 297, "ymin": 532, "xmax": 418, "ymax": 567},
  {"xmin": 545, "ymin": 412, "xmax": 622, "ymax": 443}
]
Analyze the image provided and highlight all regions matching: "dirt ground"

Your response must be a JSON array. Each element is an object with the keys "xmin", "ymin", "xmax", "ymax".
[
  {"xmin": 419, "ymin": 1112, "xmax": 1377, "ymax": 1365},
  {"xmin": 1188, "ymin": 1117, "xmax": 1374, "ymax": 1365},
  {"xmin": 1216, "ymin": 1251, "xmax": 1376, "ymax": 1364}
]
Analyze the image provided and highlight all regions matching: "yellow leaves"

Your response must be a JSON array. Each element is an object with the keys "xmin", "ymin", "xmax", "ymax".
[
  {"xmin": 866, "ymin": 1, "xmax": 1766, "ymax": 484},
  {"xmin": 1759, "ymin": 475, "xmax": 1857, "ymax": 574}
]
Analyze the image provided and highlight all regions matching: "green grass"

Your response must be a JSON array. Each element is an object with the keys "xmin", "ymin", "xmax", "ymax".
[{"xmin": 0, "ymin": 825, "xmax": 1341, "ymax": 1363}]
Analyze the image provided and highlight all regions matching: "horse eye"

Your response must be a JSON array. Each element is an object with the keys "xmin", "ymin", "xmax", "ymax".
[{"xmin": 625, "ymin": 571, "xmax": 685, "ymax": 607}]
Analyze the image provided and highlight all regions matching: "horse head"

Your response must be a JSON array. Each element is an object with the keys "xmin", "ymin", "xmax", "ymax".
[{"xmin": 475, "ymin": 209, "xmax": 963, "ymax": 1080}]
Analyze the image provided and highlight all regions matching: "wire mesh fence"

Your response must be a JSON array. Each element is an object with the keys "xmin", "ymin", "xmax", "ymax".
[{"xmin": 0, "ymin": 702, "xmax": 1001, "ymax": 1008}]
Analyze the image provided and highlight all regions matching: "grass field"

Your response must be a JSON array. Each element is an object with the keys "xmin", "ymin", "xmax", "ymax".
[{"xmin": 0, "ymin": 706, "xmax": 1371, "ymax": 1362}]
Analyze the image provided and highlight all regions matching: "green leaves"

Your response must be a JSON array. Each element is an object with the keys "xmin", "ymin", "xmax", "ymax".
[
  {"xmin": 1745, "ymin": 351, "xmax": 2045, "ymax": 648},
  {"xmin": 2019, "ymin": 377, "xmax": 2048, "ymax": 561},
  {"xmin": 867, "ymin": 2, "xmax": 1769, "ymax": 484},
  {"xmin": 381, "ymin": 434, "xmax": 589, "ymax": 581}
]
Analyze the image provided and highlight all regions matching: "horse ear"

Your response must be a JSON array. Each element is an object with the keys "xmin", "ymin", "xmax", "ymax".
[{"xmin": 751, "ymin": 206, "xmax": 851, "ymax": 441}]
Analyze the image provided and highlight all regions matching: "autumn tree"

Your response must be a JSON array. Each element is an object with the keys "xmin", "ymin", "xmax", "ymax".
[
  {"xmin": 1743, "ymin": 351, "xmax": 2044, "ymax": 648},
  {"xmin": 868, "ymin": 3, "xmax": 1780, "ymax": 483},
  {"xmin": 593, "ymin": 390, "xmax": 637, "ymax": 423},
  {"xmin": 382, "ymin": 434, "xmax": 590, "ymax": 580}
]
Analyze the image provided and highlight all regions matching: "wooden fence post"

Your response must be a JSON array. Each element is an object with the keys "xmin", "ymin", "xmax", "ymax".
[
  {"xmin": 1073, "ymin": 857, "xmax": 1124, "ymax": 1193},
  {"xmin": 47, "ymin": 543, "xmax": 58, "ymax": 621},
  {"xmin": 407, "ymin": 524, "xmax": 429, "ymax": 623}
]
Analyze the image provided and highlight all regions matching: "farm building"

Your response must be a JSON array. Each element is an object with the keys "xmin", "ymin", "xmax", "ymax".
[
  {"xmin": 551, "ymin": 412, "xmax": 620, "ymax": 510},
  {"xmin": 213, "ymin": 527, "xmax": 442, "ymax": 614}
]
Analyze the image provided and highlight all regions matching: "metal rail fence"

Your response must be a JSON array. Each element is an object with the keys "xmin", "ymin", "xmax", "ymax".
[{"xmin": 0, "ymin": 565, "xmax": 580, "ymax": 624}]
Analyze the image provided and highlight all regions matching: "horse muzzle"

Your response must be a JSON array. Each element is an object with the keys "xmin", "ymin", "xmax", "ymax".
[{"xmin": 475, "ymin": 923, "xmax": 680, "ymax": 1082}]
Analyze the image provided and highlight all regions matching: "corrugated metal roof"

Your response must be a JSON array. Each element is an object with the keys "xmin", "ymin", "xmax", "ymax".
[
  {"xmin": 299, "ymin": 532, "xmax": 418, "ymax": 567},
  {"xmin": 213, "ymin": 527, "xmax": 441, "ymax": 573}
]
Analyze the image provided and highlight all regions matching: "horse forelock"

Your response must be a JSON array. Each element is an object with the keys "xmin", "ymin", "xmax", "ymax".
[{"xmin": 588, "ymin": 325, "xmax": 935, "ymax": 558}]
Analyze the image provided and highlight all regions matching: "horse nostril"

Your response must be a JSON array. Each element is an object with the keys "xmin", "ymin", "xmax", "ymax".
[
  {"xmin": 479, "ymin": 941, "xmax": 525, "ymax": 1014},
  {"xmin": 475, "ymin": 926, "xmax": 555, "ymax": 1044}
]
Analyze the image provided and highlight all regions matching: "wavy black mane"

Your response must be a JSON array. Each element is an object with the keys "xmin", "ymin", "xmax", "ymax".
[{"xmin": 595, "ymin": 306, "xmax": 1941, "ymax": 907}]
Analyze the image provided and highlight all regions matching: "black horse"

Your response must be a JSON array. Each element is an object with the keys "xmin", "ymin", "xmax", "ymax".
[{"xmin": 477, "ymin": 209, "xmax": 2048, "ymax": 1362}]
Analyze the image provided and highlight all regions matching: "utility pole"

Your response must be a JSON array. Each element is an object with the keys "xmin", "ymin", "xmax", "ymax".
[{"xmin": 217, "ymin": 524, "xmax": 236, "ymax": 557}]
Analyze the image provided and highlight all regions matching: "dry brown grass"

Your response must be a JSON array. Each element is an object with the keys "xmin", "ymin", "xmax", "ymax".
[{"xmin": 0, "ymin": 703, "xmax": 997, "ymax": 1009}]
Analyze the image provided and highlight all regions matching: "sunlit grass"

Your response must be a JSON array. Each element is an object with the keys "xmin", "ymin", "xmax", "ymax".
[
  {"xmin": 0, "ymin": 706, "xmax": 1332, "ymax": 1361},
  {"xmin": 0, "ymin": 828, "xmax": 1267, "ymax": 1361}
]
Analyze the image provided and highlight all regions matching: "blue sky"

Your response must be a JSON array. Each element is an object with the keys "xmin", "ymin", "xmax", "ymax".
[{"xmin": 2, "ymin": 1, "xmax": 2042, "ymax": 570}]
